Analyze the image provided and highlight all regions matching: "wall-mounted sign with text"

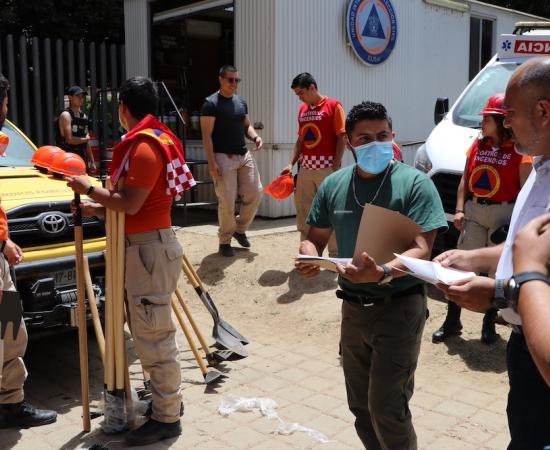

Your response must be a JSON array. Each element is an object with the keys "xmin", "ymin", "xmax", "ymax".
[{"xmin": 346, "ymin": 0, "xmax": 398, "ymax": 66}]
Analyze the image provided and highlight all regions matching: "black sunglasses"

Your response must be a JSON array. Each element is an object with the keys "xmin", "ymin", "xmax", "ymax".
[{"xmin": 223, "ymin": 76, "xmax": 242, "ymax": 84}]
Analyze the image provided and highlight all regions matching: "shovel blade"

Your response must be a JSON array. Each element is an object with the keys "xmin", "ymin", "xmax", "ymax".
[
  {"xmin": 203, "ymin": 370, "xmax": 225, "ymax": 385},
  {"xmin": 218, "ymin": 319, "xmax": 249, "ymax": 345}
]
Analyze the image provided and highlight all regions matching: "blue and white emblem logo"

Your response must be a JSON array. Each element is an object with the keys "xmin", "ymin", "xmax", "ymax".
[{"xmin": 346, "ymin": 0, "xmax": 398, "ymax": 65}]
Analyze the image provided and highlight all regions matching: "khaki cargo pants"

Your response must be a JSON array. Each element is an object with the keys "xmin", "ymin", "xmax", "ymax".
[
  {"xmin": 213, "ymin": 151, "xmax": 263, "ymax": 245},
  {"xmin": 125, "ymin": 228, "xmax": 183, "ymax": 423},
  {"xmin": 296, "ymin": 167, "xmax": 337, "ymax": 257},
  {"xmin": 0, "ymin": 254, "xmax": 27, "ymax": 404},
  {"xmin": 340, "ymin": 289, "xmax": 427, "ymax": 450}
]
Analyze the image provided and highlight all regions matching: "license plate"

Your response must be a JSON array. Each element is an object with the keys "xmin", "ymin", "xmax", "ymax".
[{"xmin": 53, "ymin": 269, "xmax": 77, "ymax": 287}]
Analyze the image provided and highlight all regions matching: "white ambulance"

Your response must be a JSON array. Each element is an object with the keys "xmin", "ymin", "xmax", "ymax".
[{"xmin": 414, "ymin": 22, "xmax": 550, "ymax": 251}]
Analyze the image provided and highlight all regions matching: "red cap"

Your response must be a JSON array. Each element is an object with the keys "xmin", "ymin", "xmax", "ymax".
[
  {"xmin": 49, "ymin": 152, "xmax": 87, "ymax": 177},
  {"xmin": 479, "ymin": 93, "xmax": 506, "ymax": 116},
  {"xmin": 264, "ymin": 174, "xmax": 294, "ymax": 200}
]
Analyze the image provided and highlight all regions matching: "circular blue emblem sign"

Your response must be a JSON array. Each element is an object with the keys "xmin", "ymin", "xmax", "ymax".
[{"xmin": 346, "ymin": 0, "xmax": 398, "ymax": 65}]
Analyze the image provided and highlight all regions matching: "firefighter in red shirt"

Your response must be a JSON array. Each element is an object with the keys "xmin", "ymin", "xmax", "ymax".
[
  {"xmin": 281, "ymin": 73, "xmax": 346, "ymax": 257},
  {"xmin": 432, "ymin": 93, "xmax": 532, "ymax": 344}
]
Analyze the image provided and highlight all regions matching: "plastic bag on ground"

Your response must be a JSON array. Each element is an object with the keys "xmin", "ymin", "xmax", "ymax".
[{"xmin": 218, "ymin": 396, "xmax": 330, "ymax": 444}]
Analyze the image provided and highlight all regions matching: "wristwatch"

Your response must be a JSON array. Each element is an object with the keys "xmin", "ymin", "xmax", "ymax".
[
  {"xmin": 378, "ymin": 264, "xmax": 393, "ymax": 285},
  {"xmin": 492, "ymin": 278, "xmax": 509, "ymax": 309},
  {"xmin": 505, "ymin": 271, "xmax": 550, "ymax": 312}
]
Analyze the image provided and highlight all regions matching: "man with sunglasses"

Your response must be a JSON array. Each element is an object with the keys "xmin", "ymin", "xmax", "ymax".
[{"xmin": 201, "ymin": 65, "xmax": 263, "ymax": 257}]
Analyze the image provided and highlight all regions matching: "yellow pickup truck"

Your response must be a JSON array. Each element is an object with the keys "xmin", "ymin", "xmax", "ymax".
[{"xmin": 2, "ymin": 120, "xmax": 105, "ymax": 335}]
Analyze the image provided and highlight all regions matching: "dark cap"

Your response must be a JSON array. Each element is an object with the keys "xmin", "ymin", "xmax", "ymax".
[{"xmin": 67, "ymin": 86, "xmax": 87, "ymax": 96}]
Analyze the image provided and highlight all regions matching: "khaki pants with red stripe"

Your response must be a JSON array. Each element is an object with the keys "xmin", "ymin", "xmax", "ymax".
[
  {"xmin": 0, "ymin": 254, "xmax": 27, "ymax": 405},
  {"xmin": 295, "ymin": 167, "xmax": 338, "ymax": 257}
]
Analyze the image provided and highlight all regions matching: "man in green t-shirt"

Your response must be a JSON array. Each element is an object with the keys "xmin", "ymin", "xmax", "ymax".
[{"xmin": 296, "ymin": 101, "xmax": 447, "ymax": 450}]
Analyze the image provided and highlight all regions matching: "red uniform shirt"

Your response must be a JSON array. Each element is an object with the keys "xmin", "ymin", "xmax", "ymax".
[
  {"xmin": 298, "ymin": 97, "xmax": 345, "ymax": 170},
  {"xmin": 124, "ymin": 141, "xmax": 173, "ymax": 234},
  {"xmin": 466, "ymin": 138, "xmax": 532, "ymax": 202},
  {"xmin": 0, "ymin": 202, "xmax": 8, "ymax": 241}
]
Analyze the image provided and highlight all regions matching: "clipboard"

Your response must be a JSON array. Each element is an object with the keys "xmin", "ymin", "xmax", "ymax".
[{"xmin": 353, "ymin": 204, "xmax": 421, "ymax": 264}]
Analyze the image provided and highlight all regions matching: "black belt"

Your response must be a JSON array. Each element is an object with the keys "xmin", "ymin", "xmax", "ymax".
[
  {"xmin": 471, "ymin": 196, "xmax": 512, "ymax": 206},
  {"xmin": 336, "ymin": 284, "xmax": 425, "ymax": 307}
]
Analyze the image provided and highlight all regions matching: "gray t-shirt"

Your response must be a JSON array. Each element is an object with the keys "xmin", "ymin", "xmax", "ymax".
[{"xmin": 201, "ymin": 92, "xmax": 248, "ymax": 155}]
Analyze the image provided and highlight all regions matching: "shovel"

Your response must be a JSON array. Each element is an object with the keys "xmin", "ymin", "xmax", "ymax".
[
  {"xmin": 74, "ymin": 192, "xmax": 91, "ymax": 432},
  {"xmin": 171, "ymin": 297, "xmax": 224, "ymax": 385},
  {"xmin": 181, "ymin": 255, "xmax": 248, "ymax": 356},
  {"xmin": 174, "ymin": 288, "xmax": 240, "ymax": 365}
]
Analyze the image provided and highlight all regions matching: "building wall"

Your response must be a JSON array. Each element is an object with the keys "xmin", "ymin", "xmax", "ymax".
[{"xmin": 234, "ymin": 0, "xmax": 541, "ymax": 217}]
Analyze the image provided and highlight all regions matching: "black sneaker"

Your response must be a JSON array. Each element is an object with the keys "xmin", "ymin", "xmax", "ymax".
[
  {"xmin": 432, "ymin": 321, "xmax": 463, "ymax": 343},
  {"xmin": 125, "ymin": 418, "xmax": 182, "ymax": 446},
  {"xmin": 233, "ymin": 232, "xmax": 251, "ymax": 248},
  {"xmin": 219, "ymin": 244, "xmax": 235, "ymax": 257},
  {"xmin": 0, "ymin": 401, "xmax": 57, "ymax": 429}
]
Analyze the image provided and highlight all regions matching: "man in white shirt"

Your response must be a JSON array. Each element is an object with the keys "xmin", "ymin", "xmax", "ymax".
[{"xmin": 434, "ymin": 57, "xmax": 550, "ymax": 450}]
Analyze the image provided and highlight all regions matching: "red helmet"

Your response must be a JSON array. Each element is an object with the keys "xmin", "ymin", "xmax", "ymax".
[
  {"xmin": 265, "ymin": 174, "xmax": 294, "ymax": 200},
  {"xmin": 49, "ymin": 152, "xmax": 87, "ymax": 177},
  {"xmin": 31, "ymin": 146, "xmax": 65, "ymax": 171},
  {"xmin": 479, "ymin": 93, "xmax": 506, "ymax": 116}
]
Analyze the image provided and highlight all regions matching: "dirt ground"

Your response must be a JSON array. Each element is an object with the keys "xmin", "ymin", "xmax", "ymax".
[
  {"xmin": 179, "ymin": 220, "xmax": 511, "ymax": 375},
  {"xmin": 9, "ymin": 217, "xmax": 512, "ymax": 449}
]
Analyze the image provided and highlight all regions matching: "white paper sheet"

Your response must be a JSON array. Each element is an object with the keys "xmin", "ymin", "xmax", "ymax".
[{"xmin": 394, "ymin": 253, "xmax": 476, "ymax": 285}]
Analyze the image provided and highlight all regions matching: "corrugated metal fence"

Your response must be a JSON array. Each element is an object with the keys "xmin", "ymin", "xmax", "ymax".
[{"xmin": 0, "ymin": 34, "xmax": 125, "ymax": 147}]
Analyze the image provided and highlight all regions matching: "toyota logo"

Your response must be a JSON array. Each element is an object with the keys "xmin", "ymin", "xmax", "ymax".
[{"xmin": 40, "ymin": 213, "xmax": 67, "ymax": 235}]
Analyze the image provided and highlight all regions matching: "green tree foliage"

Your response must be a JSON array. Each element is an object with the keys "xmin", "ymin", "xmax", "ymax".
[
  {"xmin": 0, "ymin": 0, "xmax": 124, "ymax": 42},
  {"xmin": 482, "ymin": 0, "xmax": 550, "ymax": 18}
]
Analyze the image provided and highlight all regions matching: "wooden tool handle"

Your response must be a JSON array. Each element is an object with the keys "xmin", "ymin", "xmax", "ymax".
[
  {"xmin": 83, "ymin": 256, "xmax": 105, "ymax": 365},
  {"xmin": 74, "ymin": 219, "xmax": 91, "ymax": 432},
  {"xmin": 175, "ymin": 288, "xmax": 210, "ymax": 355},
  {"xmin": 171, "ymin": 298, "xmax": 208, "ymax": 375}
]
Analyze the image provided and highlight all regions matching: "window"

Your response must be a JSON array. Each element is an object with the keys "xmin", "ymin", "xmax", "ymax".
[
  {"xmin": 453, "ymin": 63, "xmax": 518, "ymax": 128},
  {"xmin": 469, "ymin": 17, "xmax": 494, "ymax": 81}
]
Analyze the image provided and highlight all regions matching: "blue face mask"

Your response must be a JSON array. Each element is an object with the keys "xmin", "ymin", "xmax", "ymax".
[{"xmin": 354, "ymin": 141, "xmax": 394, "ymax": 174}]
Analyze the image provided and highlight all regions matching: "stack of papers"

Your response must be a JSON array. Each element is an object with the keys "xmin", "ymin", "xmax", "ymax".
[
  {"xmin": 394, "ymin": 254, "xmax": 476, "ymax": 285},
  {"xmin": 295, "ymin": 255, "xmax": 351, "ymax": 272}
]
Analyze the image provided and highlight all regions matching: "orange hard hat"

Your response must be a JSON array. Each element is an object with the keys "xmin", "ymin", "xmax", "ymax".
[
  {"xmin": 264, "ymin": 173, "xmax": 294, "ymax": 200},
  {"xmin": 0, "ymin": 132, "xmax": 9, "ymax": 156},
  {"xmin": 479, "ymin": 93, "xmax": 506, "ymax": 116},
  {"xmin": 31, "ymin": 145, "xmax": 65, "ymax": 172},
  {"xmin": 49, "ymin": 151, "xmax": 86, "ymax": 177}
]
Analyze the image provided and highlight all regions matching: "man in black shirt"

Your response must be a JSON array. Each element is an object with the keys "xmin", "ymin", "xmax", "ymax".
[
  {"xmin": 56, "ymin": 86, "xmax": 95, "ymax": 170},
  {"xmin": 201, "ymin": 65, "xmax": 263, "ymax": 257}
]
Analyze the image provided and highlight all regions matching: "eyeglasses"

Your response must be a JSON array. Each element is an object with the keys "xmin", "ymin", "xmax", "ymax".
[{"xmin": 223, "ymin": 76, "xmax": 242, "ymax": 84}]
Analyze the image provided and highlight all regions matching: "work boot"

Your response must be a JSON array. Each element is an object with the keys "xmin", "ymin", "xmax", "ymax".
[
  {"xmin": 233, "ymin": 232, "xmax": 251, "ymax": 248},
  {"xmin": 432, "ymin": 302, "xmax": 463, "ymax": 343},
  {"xmin": 125, "ymin": 418, "xmax": 182, "ymax": 446},
  {"xmin": 219, "ymin": 244, "xmax": 234, "ymax": 257},
  {"xmin": 144, "ymin": 401, "xmax": 184, "ymax": 418},
  {"xmin": 481, "ymin": 308, "xmax": 499, "ymax": 345},
  {"xmin": 0, "ymin": 401, "xmax": 57, "ymax": 429}
]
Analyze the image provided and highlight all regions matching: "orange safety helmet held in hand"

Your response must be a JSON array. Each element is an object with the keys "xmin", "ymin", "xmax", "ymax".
[
  {"xmin": 31, "ymin": 145, "xmax": 65, "ymax": 172},
  {"xmin": 49, "ymin": 151, "xmax": 87, "ymax": 177},
  {"xmin": 0, "ymin": 132, "xmax": 9, "ymax": 156},
  {"xmin": 264, "ymin": 173, "xmax": 295, "ymax": 200},
  {"xmin": 479, "ymin": 93, "xmax": 506, "ymax": 116}
]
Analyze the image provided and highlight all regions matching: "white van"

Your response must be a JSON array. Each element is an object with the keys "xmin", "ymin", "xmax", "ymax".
[{"xmin": 414, "ymin": 22, "xmax": 550, "ymax": 252}]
